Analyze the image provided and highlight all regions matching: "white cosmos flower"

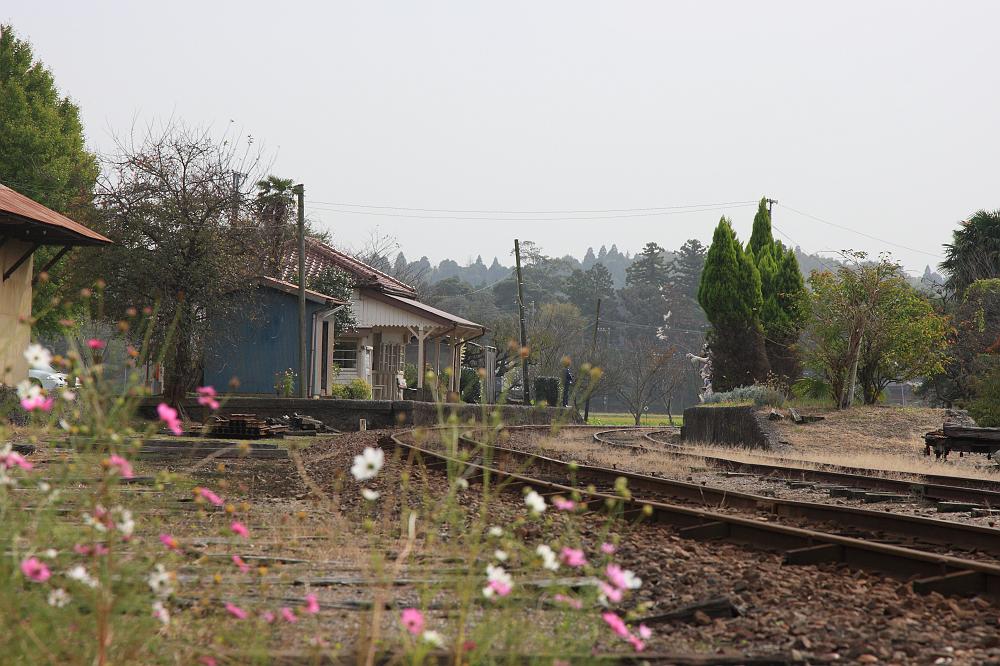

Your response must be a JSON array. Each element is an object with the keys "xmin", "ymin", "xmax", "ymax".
[
  {"xmin": 536, "ymin": 544, "xmax": 559, "ymax": 571},
  {"xmin": 486, "ymin": 563, "xmax": 513, "ymax": 587},
  {"xmin": 622, "ymin": 569, "xmax": 642, "ymax": 590},
  {"xmin": 421, "ymin": 630, "xmax": 444, "ymax": 648},
  {"xmin": 148, "ymin": 564, "xmax": 174, "ymax": 598},
  {"xmin": 361, "ymin": 488, "xmax": 380, "ymax": 501},
  {"xmin": 24, "ymin": 344, "xmax": 52, "ymax": 370},
  {"xmin": 350, "ymin": 447, "xmax": 384, "ymax": 481},
  {"xmin": 42, "ymin": 549, "xmax": 57, "ymax": 559},
  {"xmin": 494, "ymin": 549, "xmax": 508, "ymax": 562},
  {"xmin": 455, "ymin": 478, "xmax": 469, "ymax": 490},
  {"xmin": 16, "ymin": 380, "xmax": 41, "ymax": 401},
  {"xmin": 114, "ymin": 507, "xmax": 135, "ymax": 537},
  {"xmin": 48, "ymin": 588, "xmax": 70, "ymax": 608},
  {"xmin": 61, "ymin": 390, "xmax": 77, "ymax": 402},
  {"xmin": 67, "ymin": 565, "xmax": 98, "ymax": 588},
  {"xmin": 524, "ymin": 490, "xmax": 546, "ymax": 515},
  {"xmin": 152, "ymin": 600, "xmax": 170, "ymax": 626},
  {"xmin": 488, "ymin": 526, "xmax": 503, "ymax": 537}
]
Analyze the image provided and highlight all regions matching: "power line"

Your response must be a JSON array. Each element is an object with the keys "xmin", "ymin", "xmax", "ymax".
[
  {"xmin": 778, "ymin": 203, "xmax": 944, "ymax": 260},
  {"xmin": 305, "ymin": 202, "xmax": 756, "ymax": 222},
  {"xmin": 308, "ymin": 199, "xmax": 758, "ymax": 215}
]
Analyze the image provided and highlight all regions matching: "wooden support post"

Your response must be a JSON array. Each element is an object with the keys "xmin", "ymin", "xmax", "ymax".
[{"xmin": 32, "ymin": 245, "xmax": 71, "ymax": 285}]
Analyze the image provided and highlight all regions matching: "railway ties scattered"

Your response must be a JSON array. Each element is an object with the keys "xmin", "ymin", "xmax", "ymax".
[
  {"xmin": 394, "ymin": 427, "xmax": 1000, "ymax": 602},
  {"xmin": 636, "ymin": 429, "xmax": 1000, "ymax": 514}
]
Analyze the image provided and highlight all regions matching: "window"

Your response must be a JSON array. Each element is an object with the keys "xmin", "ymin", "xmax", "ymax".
[{"xmin": 332, "ymin": 340, "xmax": 358, "ymax": 369}]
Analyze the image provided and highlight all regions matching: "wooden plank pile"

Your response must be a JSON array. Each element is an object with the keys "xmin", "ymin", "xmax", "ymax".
[
  {"xmin": 924, "ymin": 418, "xmax": 1000, "ymax": 460},
  {"xmin": 188, "ymin": 414, "xmax": 284, "ymax": 440}
]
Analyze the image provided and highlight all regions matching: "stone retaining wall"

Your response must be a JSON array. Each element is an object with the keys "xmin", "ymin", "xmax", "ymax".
[
  {"xmin": 681, "ymin": 405, "xmax": 776, "ymax": 449},
  {"xmin": 138, "ymin": 397, "xmax": 577, "ymax": 431}
]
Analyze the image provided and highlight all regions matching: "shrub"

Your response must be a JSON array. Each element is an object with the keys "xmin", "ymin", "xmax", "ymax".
[
  {"xmin": 703, "ymin": 383, "xmax": 786, "ymax": 408},
  {"xmin": 969, "ymin": 357, "xmax": 1000, "ymax": 427},
  {"xmin": 345, "ymin": 378, "xmax": 372, "ymax": 400},
  {"xmin": 403, "ymin": 363, "xmax": 418, "ymax": 389},
  {"xmin": 534, "ymin": 376, "xmax": 560, "ymax": 407},
  {"xmin": 460, "ymin": 368, "xmax": 481, "ymax": 403}
]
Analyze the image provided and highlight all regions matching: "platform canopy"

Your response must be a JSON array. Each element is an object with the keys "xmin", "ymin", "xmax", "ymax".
[{"xmin": 0, "ymin": 183, "xmax": 111, "ymax": 246}]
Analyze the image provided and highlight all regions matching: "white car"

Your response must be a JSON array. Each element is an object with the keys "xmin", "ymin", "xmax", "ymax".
[{"xmin": 29, "ymin": 365, "xmax": 69, "ymax": 391}]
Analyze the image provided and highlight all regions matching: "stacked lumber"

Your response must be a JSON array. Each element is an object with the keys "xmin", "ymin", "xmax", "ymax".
[{"xmin": 924, "ymin": 416, "xmax": 1000, "ymax": 459}]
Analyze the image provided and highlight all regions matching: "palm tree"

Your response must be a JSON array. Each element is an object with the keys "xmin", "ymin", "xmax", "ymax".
[{"xmin": 941, "ymin": 209, "xmax": 1000, "ymax": 294}]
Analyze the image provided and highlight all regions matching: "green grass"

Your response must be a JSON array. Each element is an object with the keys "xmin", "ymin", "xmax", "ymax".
[{"xmin": 586, "ymin": 412, "xmax": 682, "ymax": 427}]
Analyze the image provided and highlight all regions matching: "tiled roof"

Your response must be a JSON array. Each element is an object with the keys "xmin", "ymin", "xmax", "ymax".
[
  {"xmin": 258, "ymin": 276, "xmax": 347, "ymax": 305},
  {"xmin": 0, "ymin": 183, "xmax": 111, "ymax": 246},
  {"xmin": 281, "ymin": 237, "xmax": 417, "ymax": 297}
]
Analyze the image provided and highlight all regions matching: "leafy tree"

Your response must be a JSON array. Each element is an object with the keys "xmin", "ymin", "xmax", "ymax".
[
  {"xmin": 254, "ymin": 175, "xmax": 296, "ymax": 273},
  {"xmin": 803, "ymin": 252, "xmax": 947, "ymax": 406},
  {"xmin": 90, "ymin": 121, "xmax": 267, "ymax": 404},
  {"xmin": 0, "ymin": 24, "xmax": 100, "ymax": 336},
  {"xmin": 968, "ymin": 356, "xmax": 1000, "ymax": 427},
  {"xmin": 564, "ymin": 263, "xmax": 615, "ymax": 316},
  {"xmin": 307, "ymin": 267, "xmax": 358, "ymax": 334},
  {"xmin": 921, "ymin": 278, "xmax": 1000, "ymax": 406},
  {"xmin": 941, "ymin": 210, "xmax": 1000, "ymax": 294},
  {"xmin": 697, "ymin": 217, "xmax": 769, "ymax": 391},
  {"xmin": 625, "ymin": 242, "xmax": 668, "ymax": 288}
]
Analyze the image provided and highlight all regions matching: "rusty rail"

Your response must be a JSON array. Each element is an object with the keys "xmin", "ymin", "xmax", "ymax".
[{"xmin": 389, "ymin": 427, "xmax": 1000, "ymax": 600}]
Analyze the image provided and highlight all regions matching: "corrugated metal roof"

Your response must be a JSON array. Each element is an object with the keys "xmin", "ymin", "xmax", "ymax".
[
  {"xmin": 0, "ymin": 183, "xmax": 111, "ymax": 246},
  {"xmin": 282, "ymin": 238, "xmax": 417, "ymax": 297}
]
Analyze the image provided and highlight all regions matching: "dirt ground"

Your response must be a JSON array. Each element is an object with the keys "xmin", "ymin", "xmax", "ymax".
[{"xmin": 770, "ymin": 406, "xmax": 945, "ymax": 457}]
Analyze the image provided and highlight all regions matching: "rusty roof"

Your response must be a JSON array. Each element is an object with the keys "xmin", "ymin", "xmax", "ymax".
[
  {"xmin": 0, "ymin": 183, "xmax": 111, "ymax": 246},
  {"xmin": 258, "ymin": 276, "xmax": 347, "ymax": 305},
  {"xmin": 281, "ymin": 238, "xmax": 417, "ymax": 298}
]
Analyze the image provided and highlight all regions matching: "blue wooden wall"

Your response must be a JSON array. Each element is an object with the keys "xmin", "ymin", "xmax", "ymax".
[{"xmin": 204, "ymin": 287, "xmax": 325, "ymax": 394}]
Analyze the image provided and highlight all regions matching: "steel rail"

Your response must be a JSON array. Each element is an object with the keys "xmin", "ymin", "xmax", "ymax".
[
  {"xmin": 630, "ymin": 429, "xmax": 1000, "ymax": 506},
  {"xmin": 388, "ymin": 428, "xmax": 1000, "ymax": 600}
]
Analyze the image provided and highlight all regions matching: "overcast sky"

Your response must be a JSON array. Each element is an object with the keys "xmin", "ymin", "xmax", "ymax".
[{"xmin": 6, "ymin": 1, "xmax": 999, "ymax": 274}]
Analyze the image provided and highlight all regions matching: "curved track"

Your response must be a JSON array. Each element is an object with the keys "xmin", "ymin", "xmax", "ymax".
[{"xmin": 390, "ymin": 427, "xmax": 1000, "ymax": 601}]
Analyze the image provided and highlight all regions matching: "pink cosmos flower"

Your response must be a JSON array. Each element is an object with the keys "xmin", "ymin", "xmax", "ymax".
[
  {"xmin": 232, "ymin": 555, "xmax": 250, "ymax": 573},
  {"xmin": 20, "ymin": 395, "xmax": 54, "ymax": 412},
  {"xmin": 73, "ymin": 543, "xmax": 109, "ymax": 556},
  {"xmin": 21, "ymin": 557, "xmax": 51, "ymax": 582},
  {"xmin": 606, "ymin": 563, "xmax": 627, "ymax": 589},
  {"xmin": 560, "ymin": 547, "xmax": 586, "ymax": 568},
  {"xmin": 487, "ymin": 578, "xmax": 512, "ymax": 597},
  {"xmin": 159, "ymin": 533, "xmax": 180, "ymax": 551},
  {"xmin": 86, "ymin": 339, "xmax": 106, "ymax": 351},
  {"xmin": 401, "ymin": 607, "xmax": 424, "ymax": 635},
  {"xmin": 600, "ymin": 542, "xmax": 616, "ymax": 555},
  {"xmin": 198, "ymin": 658, "xmax": 217, "ymax": 666},
  {"xmin": 638, "ymin": 624, "xmax": 652, "ymax": 640},
  {"xmin": 1, "ymin": 451, "xmax": 33, "ymax": 471},
  {"xmin": 261, "ymin": 610, "xmax": 276, "ymax": 623},
  {"xmin": 628, "ymin": 635, "xmax": 646, "ymax": 652},
  {"xmin": 196, "ymin": 386, "xmax": 220, "ymax": 410},
  {"xmin": 196, "ymin": 487, "xmax": 224, "ymax": 506},
  {"xmin": 225, "ymin": 602, "xmax": 247, "ymax": 619},
  {"xmin": 107, "ymin": 454, "xmax": 134, "ymax": 479},
  {"xmin": 230, "ymin": 521, "xmax": 249, "ymax": 538},
  {"xmin": 602, "ymin": 611, "xmax": 630, "ymax": 638},
  {"xmin": 552, "ymin": 497, "xmax": 576, "ymax": 511},
  {"xmin": 599, "ymin": 581, "xmax": 623, "ymax": 603},
  {"xmin": 305, "ymin": 593, "xmax": 320, "ymax": 614},
  {"xmin": 280, "ymin": 607, "xmax": 298, "ymax": 623},
  {"xmin": 553, "ymin": 593, "xmax": 582, "ymax": 610},
  {"xmin": 156, "ymin": 403, "xmax": 183, "ymax": 435}
]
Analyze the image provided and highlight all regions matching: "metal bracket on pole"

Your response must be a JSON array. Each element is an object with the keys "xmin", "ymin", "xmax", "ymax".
[{"xmin": 3, "ymin": 242, "xmax": 40, "ymax": 282}]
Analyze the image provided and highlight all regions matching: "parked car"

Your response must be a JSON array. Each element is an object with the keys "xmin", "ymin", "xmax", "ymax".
[{"xmin": 29, "ymin": 364, "xmax": 68, "ymax": 391}]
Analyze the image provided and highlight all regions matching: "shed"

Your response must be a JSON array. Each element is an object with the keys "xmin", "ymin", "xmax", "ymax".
[
  {"xmin": 202, "ymin": 277, "xmax": 346, "ymax": 395},
  {"xmin": 0, "ymin": 183, "xmax": 111, "ymax": 385}
]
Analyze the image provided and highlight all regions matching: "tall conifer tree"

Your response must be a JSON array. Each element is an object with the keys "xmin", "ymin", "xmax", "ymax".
[{"xmin": 698, "ymin": 218, "xmax": 770, "ymax": 390}]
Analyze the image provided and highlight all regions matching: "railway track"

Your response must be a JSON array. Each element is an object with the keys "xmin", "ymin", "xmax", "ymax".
[
  {"xmin": 627, "ymin": 428, "xmax": 1000, "ymax": 508},
  {"xmin": 389, "ymin": 426, "xmax": 1000, "ymax": 601}
]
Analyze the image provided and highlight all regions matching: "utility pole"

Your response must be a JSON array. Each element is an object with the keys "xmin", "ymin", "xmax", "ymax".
[
  {"xmin": 293, "ymin": 183, "xmax": 307, "ymax": 398},
  {"xmin": 583, "ymin": 297, "xmax": 601, "ymax": 422},
  {"xmin": 514, "ymin": 239, "xmax": 530, "ymax": 403},
  {"xmin": 765, "ymin": 197, "xmax": 778, "ymax": 217}
]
